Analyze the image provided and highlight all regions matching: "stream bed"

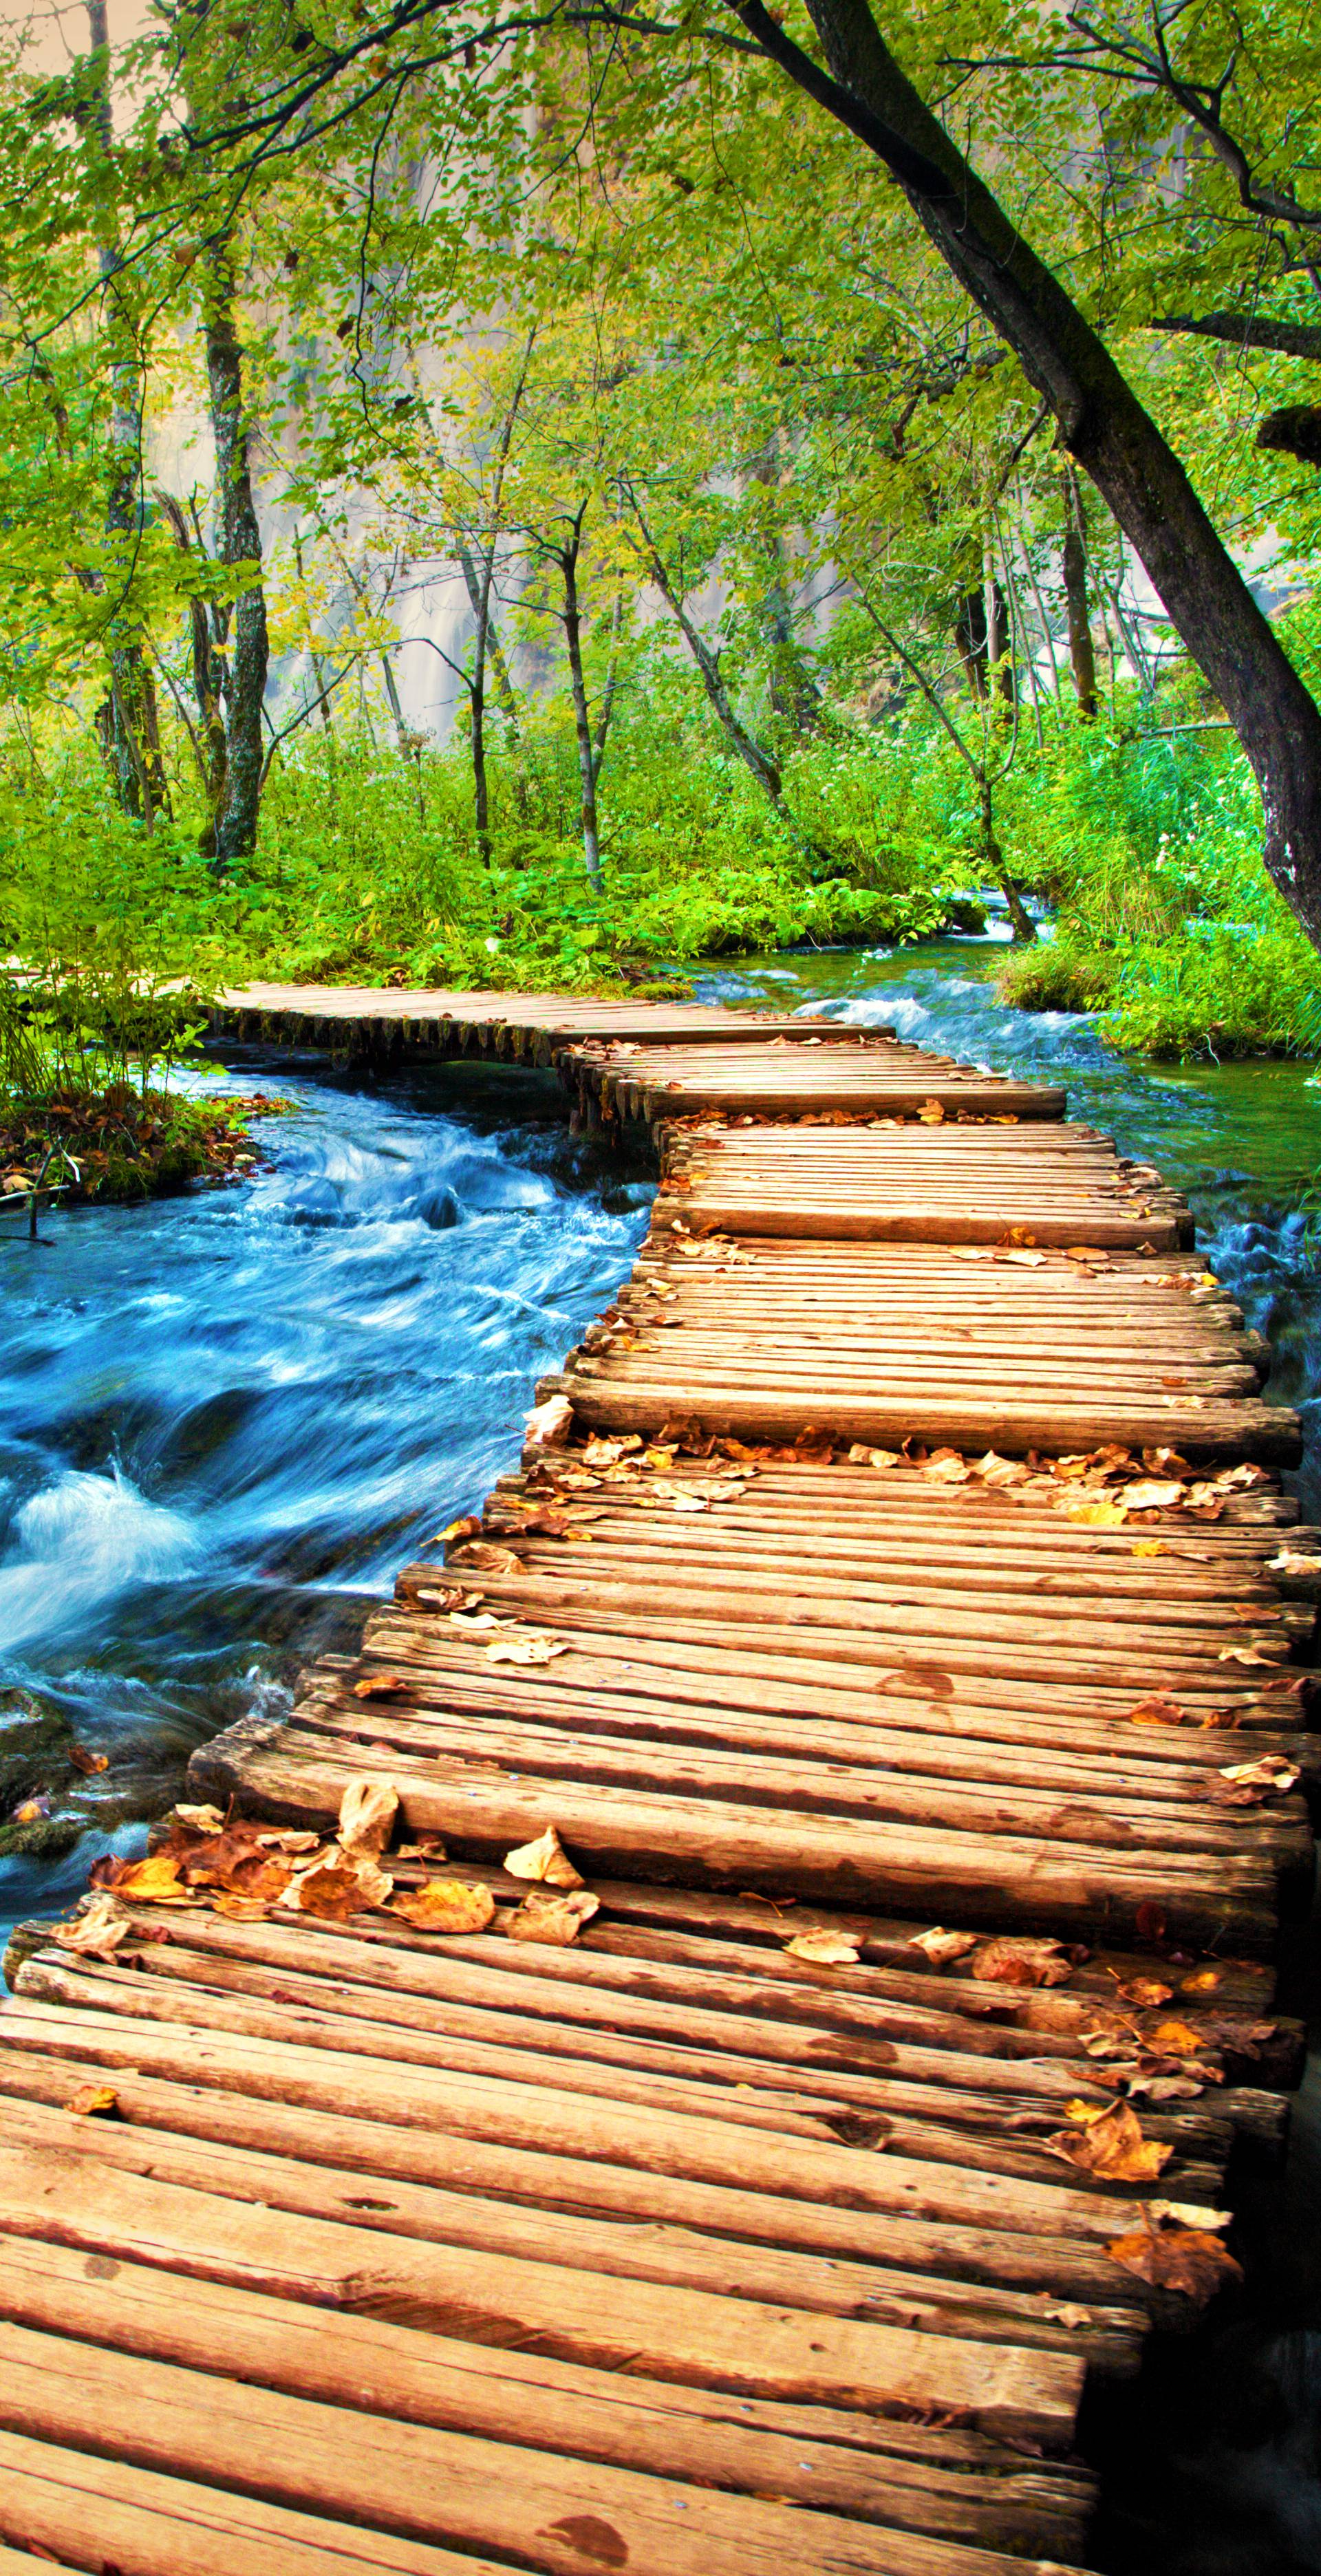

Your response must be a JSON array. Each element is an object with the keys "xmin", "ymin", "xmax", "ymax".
[{"xmin": 3, "ymin": 925, "xmax": 1321, "ymax": 2571}]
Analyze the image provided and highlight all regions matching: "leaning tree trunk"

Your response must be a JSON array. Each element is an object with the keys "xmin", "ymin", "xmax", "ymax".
[
  {"xmin": 739, "ymin": 0, "xmax": 1321, "ymax": 948},
  {"xmin": 204, "ymin": 246, "xmax": 268, "ymax": 872}
]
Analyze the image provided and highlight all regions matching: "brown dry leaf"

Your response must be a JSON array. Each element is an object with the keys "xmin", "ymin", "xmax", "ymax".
[
  {"xmin": 1047, "ymin": 2101, "xmax": 1172, "ymax": 2182},
  {"xmin": 1180, "ymin": 1968, "xmax": 1221, "ymax": 1995},
  {"xmin": 1123, "ymin": 1480, "xmax": 1187, "ymax": 1512},
  {"xmin": 391, "ymin": 1878, "xmax": 496, "ymax": 1933},
  {"xmin": 1002, "ymin": 1248, "xmax": 1049, "ymax": 1267},
  {"xmin": 448, "ymin": 1609, "xmax": 500, "ymax": 1633},
  {"xmin": 66, "ymin": 2083, "xmax": 118, "ymax": 2118},
  {"xmin": 847, "ymin": 1443, "xmax": 901, "ymax": 1470},
  {"xmin": 279, "ymin": 1849, "xmax": 393, "ymax": 1920},
  {"xmin": 785, "ymin": 1929, "xmax": 861, "ymax": 1965},
  {"xmin": 974, "ymin": 1452, "xmax": 1030, "ymax": 1487},
  {"xmin": 1126, "ymin": 2072, "xmax": 1206, "ymax": 2103},
  {"xmin": 908, "ymin": 1926, "xmax": 978, "ymax": 1965},
  {"xmin": 448, "ymin": 1540, "xmax": 520, "ymax": 1575},
  {"xmin": 1118, "ymin": 1977, "xmax": 1173, "ymax": 2008},
  {"xmin": 921, "ymin": 1450, "xmax": 971, "ymax": 1485},
  {"xmin": 916, "ymin": 1098, "xmax": 945, "ymax": 1124},
  {"xmin": 583, "ymin": 1434, "xmax": 641, "ymax": 1466},
  {"xmin": 436, "ymin": 1515, "xmax": 483, "ymax": 1543},
  {"xmin": 503, "ymin": 1825, "xmax": 584, "ymax": 1888},
  {"xmin": 69, "ymin": 1744, "xmax": 109, "ymax": 1776},
  {"xmin": 508, "ymin": 1887, "xmax": 601, "ymax": 1945},
  {"xmin": 1216, "ymin": 1644, "xmax": 1276, "ymax": 1667},
  {"xmin": 1106, "ymin": 2226, "xmax": 1242, "ymax": 2302},
  {"xmin": 337, "ymin": 1776, "xmax": 400, "ymax": 1856},
  {"xmin": 213, "ymin": 1893, "xmax": 279, "ymax": 1920},
  {"xmin": 486, "ymin": 1633, "xmax": 570, "ymax": 1666},
  {"xmin": 969, "ymin": 1935, "xmax": 1075, "ymax": 1988},
  {"xmin": 352, "ymin": 1673, "xmax": 411, "ymax": 1699},
  {"xmin": 174, "ymin": 1803, "xmax": 226, "ymax": 1834},
  {"xmin": 54, "ymin": 1893, "xmax": 128, "ymax": 1957},
  {"xmin": 1128, "ymin": 1694, "xmax": 1191, "ymax": 1728},
  {"xmin": 1041, "ymin": 2301, "xmax": 1094, "ymax": 2328}
]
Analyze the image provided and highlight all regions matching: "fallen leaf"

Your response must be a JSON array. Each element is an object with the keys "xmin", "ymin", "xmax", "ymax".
[
  {"xmin": 11, "ymin": 1796, "xmax": 49, "ymax": 1824},
  {"xmin": 1126, "ymin": 2072, "xmax": 1206, "ymax": 2102},
  {"xmin": 1217, "ymin": 1754, "xmax": 1299, "ymax": 1794},
  {"xmin": 583, "ymin": 1435, "xmax": 641, "ymax": 1466},
  {"xmin": 1118, "ymin": 1977, "xmax": 1173, "ymax": 2008},
  {"xmin": 1062, "ymin": 1497, "xmax": 1129, "ymax": 1527},
  {"xmin": 1123, "ymin": 1480, "xmax": 1187, "ymax": 1511},
  {"xmin": 437, "ymin": 1516, "xmax": 483, "ymax": 1543},
  {"xmin": 174, "ymin": 1803, "xmax": 225, "ymax": 1834},
  {"xmin": 974, "ymin": 1452, "xmax": 1030, "ymax": 1486},
  {"xmin": 1106, "ymin": 2226, "xmax": 1242, "ymax": 2301},
  {"xmin": 54, "ymin": 1893, "xmax": 128, "ymax": 1957},
  {"xmin": 921, "ymin": 1450, "xmax": 971, "ymax": 1484},
  {"xmin": 508, "ymin": 1887, "xmax": 601, "ymax": 1945},
  {"xmin": 279, "ymin": 1849, "xmax": 393, "ymax": 1919},
  {"xmin": 1128, "ymin": 1694, "xmax": 1192, "ymax": 1728},
  {"xmin": 1047, "ymin": 2101, "xmax": 1172, "ymax": 2181},
  {"xmin": 503, "ymin": 1825, "xmax": 584, "ymax": 1888},
  {"xmin": 1216, "ymin": 1645, "xmax": 1276, "ymax": 1666},
  {"xmin": 66, "ymin": 2084, "xmax": 118, "ymax": 2118},
  {"xmin": 969, "ymin": 1936, "xmax": 1075, "ymax": 1988},
  {"xmin": 1141, "ymin": 2018, "xmax": 1207, "ymax": 2059},
  {"xmin": 785, "ymin": 1929, "xmax": 861, "ymax": 1964},
  {"xmin": 448, "ymin": 1609, "xmax": 500, "ymax": 1633},
  {"xmin": 1041, "ymin": 2301, "xmax": 1093, "ymax": 2328},
  {"xmin": 352, "ymin": 1673, "xmax": 411, "ymax": 1699},
  {"xmin": 486, "ymin": 1633, "xmax": 570, "ymax": 1666},
  {"xmin": 1148, "ymin": 2200, "xmax": 1232, "ymax": 2229},
  {"xmin": 908, "ymin": 1926, "xmax": 978, "ymax": 1965},
  {"xmin": 391, "ymin": 1878, "xmax": 496, "ymax": 1933},
  {"xmin": 1002, "ymin": 1249, "xmax": 1049, "ymax": 1266},
  {"xmin": 1131, "ymin": 1540, "xmax": 1168, "ymax": 1558},
  {"xmin": 337, "ymin": 1777, "xmax": 400, "ymax": 1855},
  {"xmin": 524, "ymin": 1393, "xmax": 574, "ymax": 1450},
  {"xmin": 106, "ymin": 1854, "xmax": 189, "ymax": 1904},
  {"xmin": 847, "ymin": 1443, "xmax": 900, "ymax": 1469},
  {"xmin": 69, "ymin": 1745, "xmax": 109, "ymax": 1776},
  {"xmin": 916, "ymin": 1099, "xmax": 945, "ymax": 1124},
  {"xmin": 1180, "ymin": 1968, "xmax": 1221, "ymax": 1995}
]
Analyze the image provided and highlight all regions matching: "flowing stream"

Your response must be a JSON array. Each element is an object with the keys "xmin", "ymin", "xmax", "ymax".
[{"xmin": 2, "ymin": 920, "xmax": 1320, "ymax": 2570}]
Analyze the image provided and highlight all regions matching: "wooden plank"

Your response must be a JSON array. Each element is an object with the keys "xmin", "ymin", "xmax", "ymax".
[
  {"xmin": 0, "ymin": 2140, "xmax": 1085, "ymax": 2443},
  {"xmin": 0, "ymin": 2238, "xmax": 1096, "ymax": 2555}
]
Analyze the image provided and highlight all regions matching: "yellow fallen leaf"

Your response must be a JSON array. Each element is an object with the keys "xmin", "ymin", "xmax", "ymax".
[
  {"xmin": 503, "ymin": 1825, "xmax": 584, "ymax": 1888},
  {"xmin": 110, "ymin": 1854, "xmax": 190, "ymax": 1904},
  {"xmin": 1063, "ymin": 1497, "xmax": 1129, "ymax": 1527},
  {"xmin": 174, "ymin": 1803, "xmax": 225, "ymax": 1834},
  {"xmin": 1132, "ymin": 1540, "xmax": 1167, "ymax": 1558},
  {"xmin": 1046, "ymin": 2101, "xmax": 1171, "ymax": 2181},
  {"xmin": 352, "ymin": 1673, "xmax": 411, "ymax": 1699},
  {"xmin": 66, "ymin": 2084, "xmax": 118, "ymax": 2118},
  {"xmin": 391, "ymin": 1878, "xmax": 496, "ymax": 1933}
]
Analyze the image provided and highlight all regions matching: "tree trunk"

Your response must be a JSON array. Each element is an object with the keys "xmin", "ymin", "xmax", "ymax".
[
  {"xmin": 1060, "ymin": 464, "xmax": 1097, "ymax": 718},
  {"xmin": 982, "ymin": 784, "xmax": 1036, "ymax": 944},
  {"xmin": 457, "ymin": 540, "xmax": 519, "ymax": 742},
  {"xmin": 558, "ymin": 529, "xmax": 602, "ymax": 890},
  {"xmin": 739, "ymin": 0, "xmax": 1321, "ymax": 947},
  {"xmin": 632, "ymin": 505, "xmax": 784, "ymax": 804},
  {"xmin": 592, "ymin": 594, "xmax": 623, "ymax": 788},
  {"xmin": 204, "ymin": 246, "xmax": 268, "ymax": 872},
  {"xmin": 85, "ymin": 0, "xmax": 169, "ymax": 826}
]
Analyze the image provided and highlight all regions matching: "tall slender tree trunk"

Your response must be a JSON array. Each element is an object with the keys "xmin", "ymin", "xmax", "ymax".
[
  {"xmin": 204, "ymin": 245, "xmax": 268, "ymax": 872},
  {"xmin": 557, "ymin": 525, "xmax": 602, "ymax": 890},
  {"xmin": 1060, "ymin": 464, "xmax": 1097, "ymax": 718},
  {"xmin": 86, "ymin": 0, "xmax": 167, "ymax": 826},
  {"xmin": 740, "ymin": 0, "xmax": 1321, "ymax": 948}
]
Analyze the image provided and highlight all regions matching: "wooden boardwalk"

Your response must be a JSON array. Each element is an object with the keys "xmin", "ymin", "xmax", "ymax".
[{"xmin": 1, "ymin": 985, "xmax": 1314, "ymax": 2575}]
